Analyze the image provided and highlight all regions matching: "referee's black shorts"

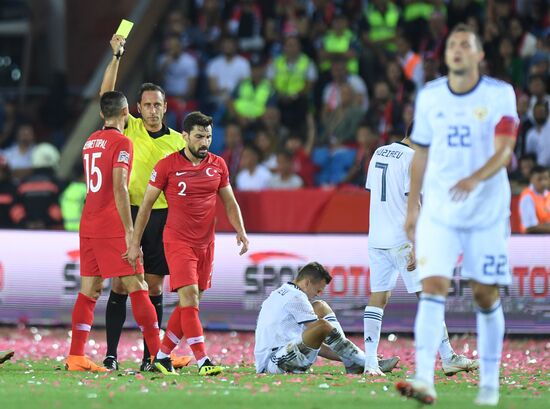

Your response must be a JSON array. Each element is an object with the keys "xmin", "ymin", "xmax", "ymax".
[{"xmin": 131, "ymin": 205, "xmax": 169, "ymax": 276}]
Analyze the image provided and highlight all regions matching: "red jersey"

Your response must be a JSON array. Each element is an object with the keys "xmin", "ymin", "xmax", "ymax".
[
  {"xmin": 80, "ymin": 128, "xmax": 133, "ymax": 238},
  {"xmin": 149, "ymin": 150, "xmax": 229, "ymax": 247}
]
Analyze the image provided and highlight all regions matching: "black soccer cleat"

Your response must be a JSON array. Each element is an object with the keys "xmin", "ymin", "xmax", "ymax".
[
  {"xmin": 140, "ymin": 359, "xmax": 154, "ymax": 372},
  {"xmin": 103, "ymin": 356, "xmax": 119, "ymax": 371}
]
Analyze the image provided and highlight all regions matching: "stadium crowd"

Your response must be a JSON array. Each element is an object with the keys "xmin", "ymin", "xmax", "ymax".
[{"xmin": 1, "ymin": 0, "xmax": 550, "ymax": 230}]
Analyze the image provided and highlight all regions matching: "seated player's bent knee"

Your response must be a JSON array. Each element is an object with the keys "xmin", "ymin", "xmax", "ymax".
[{"xmin": 311, "ymin": 300, "xmax": 332, "ymax": 317}]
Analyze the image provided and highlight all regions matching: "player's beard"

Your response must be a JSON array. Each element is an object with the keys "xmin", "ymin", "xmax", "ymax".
[{"xmin": 189, "ymin": 145, "xmax": 208, "ymax": 159}]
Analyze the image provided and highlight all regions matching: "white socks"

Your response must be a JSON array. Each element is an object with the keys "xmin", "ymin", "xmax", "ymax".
[
  {"xmin": 323, "ymin": 314, "xmax": 364, "ymax": 366},
  {"xmin": 415, "ymin": 294, "xmax": 446, "ymax": 385},
  {"xmin": 477, "ymin": 299, "xmax": 504, "ymax": 390},
  {"xmin": 363, "ymin": 306, "xmax": 383, "ymax": 368},
  {"xmin": 438, "ymin": 321, "xmax": 455, "ymax": 362}
]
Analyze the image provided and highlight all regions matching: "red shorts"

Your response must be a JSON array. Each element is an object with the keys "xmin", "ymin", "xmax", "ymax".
[
  {"xmin": 80, "ymin": 237, "xmax": 144, "ymax": 278},
  {"xmin": 164, "ymin": 241, "xmax": 215, "ymax": 291}
]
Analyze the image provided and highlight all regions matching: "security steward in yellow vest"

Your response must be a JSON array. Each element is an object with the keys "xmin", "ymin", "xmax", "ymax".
[
  {"xmin": 319, "ymin": 14, "xmax": 359, "ymax": 74},
  {"xmin": 228, "ymin": 59, "xmax": 273, "ymax": 128},
  {"xmin": 60, "ymin": 176, "xmax": 87, "ymax": 232},
  {"xmin": 362, "ymin": 0, "xmax": 401, "ymax": 52},
  {"xmin": 99, "ymin": 34, "xmax": 191, "ymax": 372},
  {"xmin": 270, "ymin": 35, "xmax": 316, "ymax": 129}
]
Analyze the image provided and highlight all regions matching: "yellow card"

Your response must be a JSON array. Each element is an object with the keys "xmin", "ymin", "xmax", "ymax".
[{"xmin": 115, "ymin": 19, "xmax": 134, "ymax": 38}]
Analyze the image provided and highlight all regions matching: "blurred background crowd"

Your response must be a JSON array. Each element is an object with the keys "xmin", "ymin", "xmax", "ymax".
[{"xmin": 1, "ymin": 0, "xmax": 550, "ymax": 231}]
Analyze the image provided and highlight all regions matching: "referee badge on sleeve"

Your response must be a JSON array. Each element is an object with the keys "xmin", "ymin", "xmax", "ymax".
[
  {"xmin": 150, "ymin": 170, "xmax": 157, "ymax": 182},
  {"xmin": 117, "ymin": 150, "xmax": 130, "ymax": 164}
]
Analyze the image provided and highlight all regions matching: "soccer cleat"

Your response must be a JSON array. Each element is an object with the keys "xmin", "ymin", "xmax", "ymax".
[
  {"xmin": 103, "ymin": 356, "xmax": 119, "ymax": 371},
  {"xmin": 396, "ymin": 379, "xmax": 437, "ymax": 405},
  {"xmin": 153, "ymin": 357, "xmax": 179, "ymax": 376},
  {"xmin": 65, "ymin": 355, "xmax": 109, "ymax": 372},
  {"xmin": 442, "ymin": 354, "xmax": 479, "ymax": 376},
  {"xmin": 140, "ymin": 359, "xmax": 154, "ymax": 372},
  {"xmin": 198, "ymin": 358, "xmax": 223, "ymax": 376},
  {"xmin": 345, "ymin": 363, "xmax": 364, "ymax": 374},
  {"xmin": 364, "ymin": 365, "xmax": 385, "ymax": 376},
  {"xmin": 379, "ymin": 356, "xmax": 400, "ymax": 373},
  {"xmin": 474, "ymin": 387, "xmax": 499, "ymax": 406},
  {"xmin": 171, "ymin": 353, "xmax": 193, "ymax": 369},
  {"xmin": 0, "ymin": 350, "xmax": 14, "ymax": 364}
]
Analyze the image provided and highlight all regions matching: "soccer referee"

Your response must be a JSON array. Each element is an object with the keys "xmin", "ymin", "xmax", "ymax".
[{"xmin": 99, "ymin": 34, "xmax": 191, "ymax": 371}]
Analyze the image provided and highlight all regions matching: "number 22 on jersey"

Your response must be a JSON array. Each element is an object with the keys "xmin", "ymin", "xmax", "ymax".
[{"xmin": 84, "ymin": 152, "xmax": 103, "ymax": 193}]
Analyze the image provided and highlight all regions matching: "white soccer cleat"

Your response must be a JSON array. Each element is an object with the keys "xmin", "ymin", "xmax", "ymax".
[
  {"xmin": 474, "ymin": 387, "xmax": 499, "ymax": 406},
  {"xmin": 395, "ymin": 378, "xmax": 437, "ymax": 405},
  {"xmin": 364, "ymin": 365, "xmax": 385, "ymax": 376},
  {"xmin": 442, "ymin": 353, "xmax": 479, "ymax": 376}
]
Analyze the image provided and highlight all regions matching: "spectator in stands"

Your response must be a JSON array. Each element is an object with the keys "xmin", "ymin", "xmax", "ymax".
[
  {"xmin": 526, "ymin": 100, "xmax": 550, "ymax": 167},
  {"xmin": 236, "ymin": 144, "xmax": 272, "ymax": 191},
  {"xmin": 13, "ymin": 143, "xmax": 62, "ymax": 229},
  {"xmin": 254, "ymin": 127, "xmax": 277, "ymax": 172},
  {"xmin": 509, "ymin": 16, "xmax": 537, "ymax": 60},
  {"xmin": 321, "ymin": 83, "xmax": 363, "ymax": 145},
  {"xmin": 519, "ymin": 165, "xmax": 550, "ymax": 233},
  {"xmin": 492, "ymin": 36, "xmax": 524, "ymax": 87},
  {"xmin": 162, "ymin": 10, "xmax": 200, "ymax": 50},
  {"xmin": 285, "ymin": 114, "xmax": 317, "ymax": 187},
  {"xmin": 366, "ymin": 80, "xmax": 402, "ymax": 142},
  {"xmin": 2, "ymin": 123, "xmax": 35, "ymax": 181},
  {"xmin": 527, "ymin": 74, "xmax": 550, "ymax": 123},
  {"xmin": 268, "ymin": 149, "xmax": 303, "ymax": 190},
  {"xmin": 401, "ymin": 0, "xmax": 443, "ymax": 52},
  {"xmin": 195, "ymin": 0, "xmax": 223, "ymax": 58},
  {"xmin": 260, "ymin": 105, "xmax": 289, "ymax": 142},
  {"xmin": 206, "ymin": 36, "xmax": 251, "ymax": 120},
  {"xmin": 341, "ymin": 122, "xmax": 380, "ymax": 187},
  {"xmin": 360, "ymin": 0, "xmax": 400, "ymax": 53},
  {"xmin": 268, "ymin": 35, "xmax": 317, "ymax": 129},
  {"xmin": 0, "ymin": 99, "xmax": 22, "ymax": 149},
  {"xmin": 419, "ymin": 11, "xmax": 448, "ymax": 61},
  {"xmin": 447, "ymin": 0, "xmax": 483, "ymax": 32},
  {"xmin": 156, "ymin": 35, "xmax": 198, "ymax": 128},
  {"xmin": 510, "ymin": 153, "xmax": 537, "ymax": 194},
  {"xmin": 423, "ymin": 55, "xmax": 442, "ymax": 83},
  {"xmin": 221, "ymin": 122, "xmax": 244, "ymax": 184},
  {"xmin": 385, "ymin": 59, "xmax": 416, "ymax": 104},
  {"xmin": 516, "ymin": 93, "xmax": 533, "ymax": 156},
  {"xmin": 322, "ymin": 58, "xmax": 368, "ymax": 114},
  {"xmin": 228, "ymin": 0, "xmax": 265, "ymax": 53},
  {"xmin": 227, "ymin": 57, "xmax": 274, "ymax": 134},
  {"xmin": 60, "ymin": 163, "xmax": 86, "ymax": 232},
  {"xmin": 318, "ymin": 13, "xmax": 359, "ymax": 75},
  {"xmin": 395, "ymin": 34, "xmax": 425, "ymax": 91},
  {"xmin": 0, "ymin": 154, "xmax": 16, "ymax": 228}
]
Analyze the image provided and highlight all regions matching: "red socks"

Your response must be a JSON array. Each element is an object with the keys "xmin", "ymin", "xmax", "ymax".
[
  {"xmin": 129, "ymin": 290, "xmax": 161, "ymax": 358},
  {"xmin": 69, "ymin": 293, "xmax": 96, "ymax": 356},
  {"xmin": 160, "ymin": 306, "xmax": 183, "ymax": 355},
  {"xmin": 180, "ymin": 306, "xmax": 206, "ymax": 361}
]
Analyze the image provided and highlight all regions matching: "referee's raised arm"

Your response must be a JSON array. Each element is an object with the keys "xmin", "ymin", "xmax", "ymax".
[{"xmin": 100, "ymin": 34, "xmax": 125, "ymax": 96}]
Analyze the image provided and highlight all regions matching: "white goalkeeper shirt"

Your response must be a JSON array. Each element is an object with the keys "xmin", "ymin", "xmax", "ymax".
[
  {"xmin": 411, "ymin": 76, "xmax": 518, "ymax": 229},
  {"xmin": 366, "ymin": 142, "xmax": 414, "ymax": 249},
  {"xmin": 254, "ymin": 282, "xmax": 318, "ymax": 373}
]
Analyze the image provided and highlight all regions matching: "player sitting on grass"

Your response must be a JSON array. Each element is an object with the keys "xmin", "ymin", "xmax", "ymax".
[{"xmin": 255, "ymin": 262, "xmax": 399, "ymax": 374}]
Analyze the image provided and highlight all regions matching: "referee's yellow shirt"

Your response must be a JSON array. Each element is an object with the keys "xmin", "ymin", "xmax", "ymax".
[{"xmin": 125, "ymin": 114, "xmax": 185, "ymax": 209}]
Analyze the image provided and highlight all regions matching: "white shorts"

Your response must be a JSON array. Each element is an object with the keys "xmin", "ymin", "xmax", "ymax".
[
  {"xmin": 416, "ymin": 214, "xmax": 511, "ymax": 285},
  {"xmin": 265, "ymin": 337, "xmax": 319, "ymax": 374},
  {"xmin": 369, "ymin": 243, "xmax": 422, "ymax": 293}
]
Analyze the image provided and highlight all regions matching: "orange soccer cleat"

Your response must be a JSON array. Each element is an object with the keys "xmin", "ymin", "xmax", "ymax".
[
  {"xmin": 65, "ymin": 355, "xmax": 109, "ymax": 372},
  {"xmin": 171, "ymin": 353, "xmax": 193, "ymax": 369}
]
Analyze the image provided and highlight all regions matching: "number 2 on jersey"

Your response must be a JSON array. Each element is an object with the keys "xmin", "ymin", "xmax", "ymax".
[
  {"xmin": 375, "ymin": 162, "xmax": 388, "ymax": 202},
  {"xmin": 178, "ymin": 181, "xmax": 187, "ymax": 196},
  {"xmin": 83, "ymin": 152, "xmax": 103, "ymax": 193}
]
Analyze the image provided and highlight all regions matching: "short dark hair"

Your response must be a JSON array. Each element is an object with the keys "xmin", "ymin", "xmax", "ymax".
[
  {"xmin": 529, "ymin": 74, "xmax": 546, "ymax": 84},
  {"xmin": 448, "ymin": 23, "xmax": 483, "ymax": 51},
  {"xmin": 533, "ymin": 99, "xmax": 549, "ymax": 112},
  {"xmin": 530, "ymin": 165, "xmax": 548, "ymax": 177},
  {"xmin": 100, "ymin": 91, "xmax": 127, "ymax": 119},
  {"xmin": 138, "ymin": 82, "xmax": 166, "ymax": 103},
  {"xmin": 276, "ymin": 149, "xmax": 293, "ymax": 161},
  {"xmin": 296, "ymin": 262, "xmax": 332, "ymax": 284},
  {"xmin": 182, "ymin": 111, "xmax": 213, "ymax": 134},
  {"xmin": 519, "ymin": 153, "xmax": 537, "ymax": 163}
]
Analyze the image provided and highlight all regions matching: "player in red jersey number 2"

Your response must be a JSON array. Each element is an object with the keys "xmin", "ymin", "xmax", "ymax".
[
  {"xmin": 66, "ymin": 91, "xmax": 162, "ymax": 372},
  {"xmin": 127, "ymin": 111, "xmax": 249, "ymax": 376}
]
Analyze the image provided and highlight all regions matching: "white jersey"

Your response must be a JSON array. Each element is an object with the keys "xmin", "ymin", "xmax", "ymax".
[
  {"xmin": 366, "ymin": 142, "xmax": 414, "ymax": 248},
  {"xmin": 254, "ymin": 282, "xmax": 317, "ymax": 373},
  {"xmin": 412, "ymin": 76, "xmax": 518, "ymax": 229}
]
